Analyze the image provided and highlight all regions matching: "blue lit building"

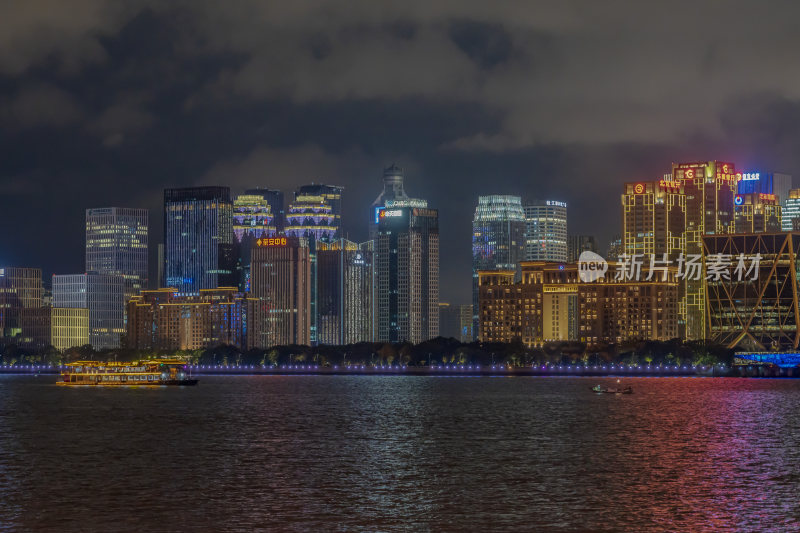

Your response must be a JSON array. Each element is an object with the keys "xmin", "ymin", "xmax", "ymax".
[
  {"xmin": 472, "ymin": 195, "xmax": 526, "ymax": 340},
  {"xmin": 782, "ymin": 189, "xmax": 800, "ymax": 231},
  {"xmin": 163, "ymin": 187, "xmax": 236, "ymax": 293}
]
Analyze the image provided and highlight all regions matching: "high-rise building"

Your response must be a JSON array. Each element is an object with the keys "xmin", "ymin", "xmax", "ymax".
[
  {"xmin": 781, "ymin": 189, "xmax": 800, "ymax": 231},
  {"xmin": 737, "ymin": 171, "xmax": 792, "ymax": 203},
  {"xmin": 567, "ymin": 235, "xmax": 598, "ymax": 263},
  {"xmin": 53, "ymin": 273, "xmax": 125, "ymax": 349},
  {"xmin": 245, "ymin": 188, "xmax": 285, "ymax": 233},
  {"xmin": 249, "ymin": 236, "xmax": 311, "ymax": 347},
  {"xmin": 20, "ymin": 307, "xmax": 89, "ymax": 351},
  {"xmin": 472, "ymin": 195, "xmax": 526, "ymax": 340},
  {"xmin": 523, "ymin": 200, "xmax": 568, "ymax": 262},
  {"xmin": 85, "ymin": 207, "xmax": 149, "ymax": 304},
  {"xmin": 163, "ymin": 187, "xmax": 235, "ymax": 293},
  {"xmin": 0, "ymin": 267, "xmax": 42, "ymax": 340},
  {"xmin": 232, "ymin": 194, "xmax": 277, "ymax": 291},
  {"xmin": 672, "ymin": 161, "xmax": 737, "ymax": 339},
  {"xmin": 285, "ymin": 193, "xmax": 338, "ymax": 242},
  {"xmin": 621, "ymin": 179, "xmax": 687, "ymax": 336},
  {"xmin": 296, "ymin": 184, "xmax": 344, "ymax": 239},
  {"xmin": 127, "ymin": 288, "xmax": 253, "ymax": 351},
  {"xmin": 621, "ymin": 179, "xmax": 685, "ymax": 259},
  {"xmin": 733, "ymin": 193, "xmax": 781, "ymax": 233},
  {"xmin": 285, "ymin": 190, "xmax": 340, "ymax": 344},
  {"xmin": 316, "ymin": 239, "xmax": 375, "ymax": 345},
  {"xmin": 478, "ymin": 262, "xmax": 678, "ymax": 346},
  {"xmin": 369, "ymin": 164, "xmax": 428, "ymax": 241},
  {"xmin": 377, "ymin": 206, "xmax": 439, "ymax": 343}
]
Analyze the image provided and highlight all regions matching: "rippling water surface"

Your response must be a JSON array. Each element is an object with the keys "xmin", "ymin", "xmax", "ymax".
[{"xmin": 1, "ymin": 375, "xmax": 799, "ymax": 532}]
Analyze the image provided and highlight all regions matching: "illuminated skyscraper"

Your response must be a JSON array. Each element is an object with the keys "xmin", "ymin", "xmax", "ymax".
[
  {"xmin": 249, "ymin": 236, "xmax": 311, "ymax": 347},
  {"xmin": 163, "ymin": 187, "xmax": 235, "ymax": 293},
  {"xmin": 285, "ymin": 193, "xmax": 338, "ymax": 242},
  {"xmin": 245, "ymin": 188, "xmax": 285, "ymax": 232},
  {"xmin": 734, "ymin": 193, "xmax": 781, "ymax": 233},
  {"xmin": 233, "ymin": 194, "xmax": 276, "ymax": 291},
  {"xmin": 85, "ymin": 207, "xmax": 148, "ymax": 303},
  {"xmin": 316, "ymin": 239, "xmax": 375, "ymax": 344},
  {"xmin": 377, "ymin": 206, "xmax": 439, "ymax": 343},
  {"xmin": 53, "ymin": 273, "xmax": 125, "ymax": 349},
  {"xmin": 296, "ymin": 184, "xmax": 344, "ymax": 239},
  {"xmin": 369, "ymin": 164, "xmax": 428, "ymax": 240},
  {"xmin": 621, "ymin": 179, "xmax": 685, "ymax": 259},
  {"xmin": 672, "ymin": 161, "xmax": 737, "ymax": 339},
  {"xmin": 737, "ymin": 171, "xmax": 792, "ymax": 203},
  {"xmin": 471, "ymin": 195, "xmax": 526, "ymax": 340},
  {"xmin": 781, "ymin": 189, "xmax": 800, "ymax": 232},
  {"xmin": 523, "ymin": 200, "xmax": 568, "ymax": 262}
]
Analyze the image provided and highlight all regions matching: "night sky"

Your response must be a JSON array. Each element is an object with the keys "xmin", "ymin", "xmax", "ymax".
[{"xmin": 3, "ymin": 1, "xmax": 800, "ymax": 303}]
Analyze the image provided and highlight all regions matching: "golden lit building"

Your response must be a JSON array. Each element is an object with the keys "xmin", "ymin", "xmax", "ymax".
[
  {"xmin": 621, "ymin": 179, "xmax": 686, "ymax": 336},
  {"xmin": 479, "ymin": 262, "xmax": 679, "ymax": 346},
  {"xmin": 249, "ymin": 236, "xmax": 311, "ymax": 347},
  {"xmin": 20, "ymin": 307, "xmax": 90, "ymax": 351},
  {"xmin": 672, "ymin": 161, "xmax": 738, "ymax": 340},
  {"xmin": 733, "ymin": 193, "xmax": 781, "ymax": 233},
  {"xmin": 126, "ymin": 288, "xmax": 253, "ymax": 351},
  {"xmin": 622, "ymin": 179, "xmax": 685, "ymax": 259}
]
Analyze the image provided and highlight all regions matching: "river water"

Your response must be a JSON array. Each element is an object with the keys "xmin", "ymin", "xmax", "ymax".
[{"xmin": 1, "ymin": 375, "xmax": 798, "ymax": 532}]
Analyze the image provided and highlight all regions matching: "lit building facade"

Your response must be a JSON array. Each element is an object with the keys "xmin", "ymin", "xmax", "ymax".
[
  {"xmin": 20, "ymin": 307, "xmax": 90, "ymax": 351},
  {"xmin": 471, "ymin": 195, "xmax": 526, "ymax": 340},
  {"xmin": 622, "ymin": 179, "xmax": 685, "ymax": 260},
  {"xmin": 285, "ymin": 193, "xmax": 338, "ymax": 242},
  {"xmin": 249, "ymin": 236, "xmax": 311, "ymax": 347},
  {"xmin": 52, "ymin": 273, "xmax": 125, "ymax": 349},
  {"xmin": 163, "ymin": 187, "xmax": 235, "ymax": 293},
  {"xmin": 733, "ymin": 193, "xmax": 781, "ymax": 233},
  {"xmin": 0, "ymin": 267, "xmax": 42, "ymax": 340},
  {"xmin": 377, "ymin": 206, "xmax": 439, "ymax": 343},
  {"xmin": 296, "ymin": 184, "xmax": 344, "ymax": 239},
  {"xmin": 704, "ymin": 232, "xmax": 800, "ymax": 351},
  {"xmin": 524, "ymin": 200, "xmax": 568, "ymax": 262},
  {"xmin": 781, "ymin": 189, "xmax": 800, "ymax": 231},
  {"xmin": 478, "ymin": 262, "xmax": 678, "ymax": 346},
  {"xmin": 370, "ymin": 164, "xmax": 428, "ymax": 241},
  {"xmin": 316, "ymin": 239, "xmax": 375, "ymax": 345},
  {"xmin": 567, "ymin": 235, "xmax": 598, "ymax": 263},
  {"xmin": 126, "ymin": 288, "xmax": 252, "ymax": 351},
  {"xmin": 245, "ymin": 188, "xmax": 285, "ymax": 232},
  {"xmin": 233, "ymin": 194, "xmax": 276, "ymax": 242},
  {"xmin": 233, "ymin": 194, "xmax": 277, "ymax": 291},
  {"xmin": 736, "ymin": 171, "xmax": 792, "ymax": 204},
  {"xmin": 85, "ymin": 207, "xmax": 149, "ymax": 304},
  {"xmin": 672, "ymin": 161, "xmax": 737, "ymax": 339}
]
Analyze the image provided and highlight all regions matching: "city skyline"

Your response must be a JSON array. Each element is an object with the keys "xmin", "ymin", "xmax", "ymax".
[{"xmin": 7, "ymin": 5, "xmax": 800, "ymax": 306}]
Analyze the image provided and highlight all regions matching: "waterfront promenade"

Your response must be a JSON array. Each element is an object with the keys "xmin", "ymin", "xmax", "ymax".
[{"xmin": 0, "ymin": 362, "xmax": 734, "ymax": 377}]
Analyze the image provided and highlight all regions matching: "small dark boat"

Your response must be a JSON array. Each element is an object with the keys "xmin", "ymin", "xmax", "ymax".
[{"xmin": 590, "ymin": 383, "xmax": 633, "ymax": 394}]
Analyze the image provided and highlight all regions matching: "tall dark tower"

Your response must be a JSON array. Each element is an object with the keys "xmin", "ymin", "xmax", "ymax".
[{"xmin": 163, "ymin": 187, "xmax": 235, "ymax": 293}]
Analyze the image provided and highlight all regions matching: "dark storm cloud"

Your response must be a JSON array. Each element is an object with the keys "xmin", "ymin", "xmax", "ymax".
[{"xmin": 4, "ymin": 1, "xmax": 800, "ymax": 301}]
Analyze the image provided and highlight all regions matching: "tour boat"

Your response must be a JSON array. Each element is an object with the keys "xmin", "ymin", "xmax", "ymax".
[{"xmin": 58, "ymin": 359, "xmax": 198, "ymax": 386}]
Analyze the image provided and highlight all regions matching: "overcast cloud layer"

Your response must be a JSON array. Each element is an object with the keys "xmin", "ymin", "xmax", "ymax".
[{"xmin": 2, "ymin": 0, "xmax": 800, "ymax": 302}]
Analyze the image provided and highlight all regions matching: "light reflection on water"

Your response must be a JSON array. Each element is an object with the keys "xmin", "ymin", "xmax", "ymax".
[{"xmin": 0, "ymin": 375, "xmax": 798, "ymax": 532}]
